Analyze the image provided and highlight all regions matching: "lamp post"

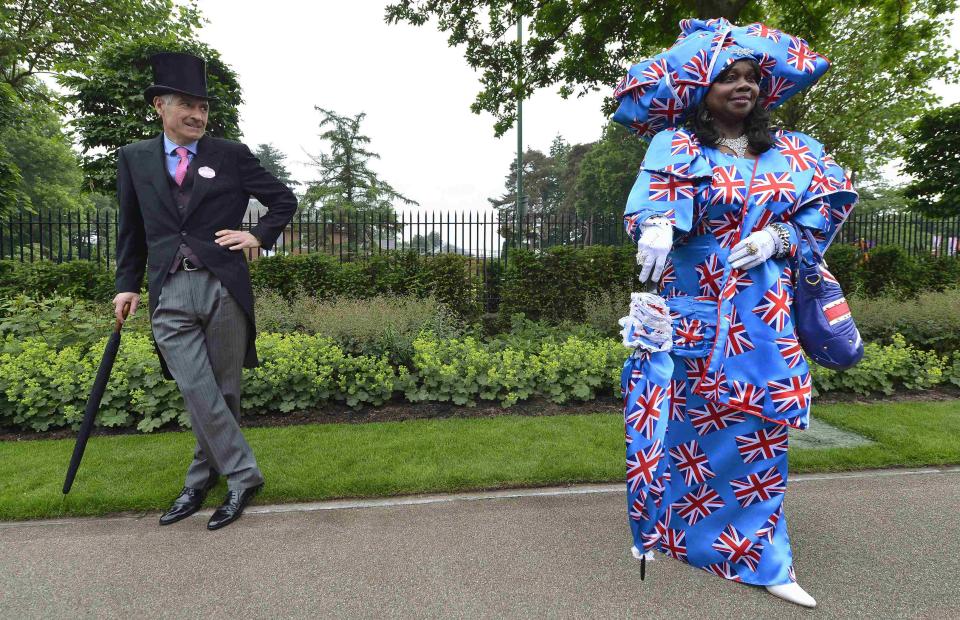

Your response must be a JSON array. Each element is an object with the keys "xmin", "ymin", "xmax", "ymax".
[{"xmin": 515, "ymin": 16, "xmax": 524, "ymax": 247}]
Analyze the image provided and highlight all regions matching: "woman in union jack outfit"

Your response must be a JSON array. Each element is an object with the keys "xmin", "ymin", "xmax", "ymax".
[{"xmin": 613, "ymin": 18, "xmax": 858, "ymax": 608}]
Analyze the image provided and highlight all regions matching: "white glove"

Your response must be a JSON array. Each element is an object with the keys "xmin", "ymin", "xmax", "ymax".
[
  {"xmin": 729, "ymin": 229, "xmax": 778, "ymax": 270},
  {"xmin": 636, "ymin": 217, "xmax": 673, "ymax": 283}
]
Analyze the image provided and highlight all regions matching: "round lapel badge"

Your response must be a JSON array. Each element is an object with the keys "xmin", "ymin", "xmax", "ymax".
[{"xmin": 198, "ymin": 166, "xmax": 216, "ymax": 179}]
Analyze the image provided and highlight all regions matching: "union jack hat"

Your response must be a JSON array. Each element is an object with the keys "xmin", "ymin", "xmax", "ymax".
[{"xmin": 612, "ymin": 18, "xmax": 830, "ymax": 140}]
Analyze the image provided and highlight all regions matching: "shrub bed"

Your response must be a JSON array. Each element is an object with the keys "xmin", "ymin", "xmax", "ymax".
[
  {"xmin": 0, "ymin": 259, "xmax": 116, "ymax": 301},
  {"xmin": 2, "ymin": 327, "xmax": 958, "ymax": 434},
  {"xmin": 3, "ymin": 244, "xmax": 958, "ymax": 318},
  {"xmin": 849, "ymin": 288, "xmax": 960, "ymax": 356},
  {"xmin": 499, "ymin": 245, "xmax": 636, "ymax": 323},
  {"xmin": 249, "ymin": 251, "xmax": 482, "ymax": 319},
  {"xmin": 0, "ymin": 252, "xmax": 483, "ymax": 320},
  {"xmin": 825, "ymin": 243, "xmax": 960, "ymax": 297}
]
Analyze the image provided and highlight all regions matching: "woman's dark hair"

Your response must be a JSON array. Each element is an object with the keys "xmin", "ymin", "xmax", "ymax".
[{"xmin": 687, "ymin": 59, "xmax": 776, "ymax": 154}]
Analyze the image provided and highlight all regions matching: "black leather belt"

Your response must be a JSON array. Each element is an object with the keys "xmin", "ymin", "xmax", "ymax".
[{"xmin": 181, "ymin": 257, "xmax": 202, "ymax": 272}]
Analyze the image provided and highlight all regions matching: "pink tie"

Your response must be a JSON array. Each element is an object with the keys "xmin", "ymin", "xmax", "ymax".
[{"xmin": 173, "ymin": 146, "xmax": 190, "ymax": 186}]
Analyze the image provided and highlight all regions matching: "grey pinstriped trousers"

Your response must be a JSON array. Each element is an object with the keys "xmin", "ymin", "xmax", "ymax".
[{"xmin": 152, "ymin": 269, "xmax": 264, "ymax": 491}]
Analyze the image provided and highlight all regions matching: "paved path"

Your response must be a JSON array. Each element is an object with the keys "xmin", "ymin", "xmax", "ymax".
[{"xmin": 1, "ymin": 468, "xmax": 958, "ymax": 619}]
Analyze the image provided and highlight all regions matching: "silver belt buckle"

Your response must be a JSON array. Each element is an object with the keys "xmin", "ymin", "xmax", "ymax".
[{"xmin": 182, "ymin": 257, "xmax": 199, "ymax": 272}]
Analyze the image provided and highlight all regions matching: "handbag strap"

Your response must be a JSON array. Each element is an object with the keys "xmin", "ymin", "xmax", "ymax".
[{"xmin": 791, "ymin": 222, "xmax": 823, "ymax": 266}]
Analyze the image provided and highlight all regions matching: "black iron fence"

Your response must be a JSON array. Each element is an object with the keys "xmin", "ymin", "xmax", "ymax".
[{"xmin": 2, "ymin": 207, "xmax": 959, "ymax": 270}]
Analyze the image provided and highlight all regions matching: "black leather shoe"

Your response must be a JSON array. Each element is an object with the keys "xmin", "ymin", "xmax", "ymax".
[
  {"xmin": 159, "ymin": 487, "xmax": 207, "ymax": 526},
  {"xmin": 207, "ymin": 484, "xmax": 263, "ymax": 531}
]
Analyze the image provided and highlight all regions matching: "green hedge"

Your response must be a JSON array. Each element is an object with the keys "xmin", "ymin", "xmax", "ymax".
[
  {"xmin": 2, "ymin": 329, "xmax": 958, "ymax": 434},
  {"xmin": 825, "ymin": 243, "xmax": 960, "ymax": 297},
  {"xmin": 0, "ymin": 259, "xmax": 116, "ymax": 301},
  {"xmin": 499, "ymin": 245, "xmax": 636, "ymax": 322},
  {"xmin": 3, "ymin": 243, "xmax": 959, "ymax": 319},
  {"xmin": 0, "ymin": 252, "xmax": 482, "ymax": 319},
  {"xmin": 850, "ymin": 288, "xmax": 960, "ymax": 356},
  {"xmin": 224, "ymin": 251, "xmax": 482, "ymax": 319}
]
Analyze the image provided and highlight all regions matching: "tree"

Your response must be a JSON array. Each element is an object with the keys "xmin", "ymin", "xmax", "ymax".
[
  {"xmin": 489, "ymin": 148, "xmax": 563, "ymax": 214},
  {"xmin": 0, "ymin": 0, "xmax": 200, "ymax": 93},
  {"xmin": 62, "ymin": 35, "xmax": 243, "ymax": 193},
  {"xmin": 385, "ymin": 1, "xmax": 958, "ymax": 175},
  {"xmin": 0, "ymin": 82, "xmax": 25, "ymax": 215},
  {"xmin": 253, "ymin": 143, "xmax": 298, "ymax": 188},
  {"xmin": 0, "ymin": 81, "xmax": 91, "ymax": 214},
  {"xmin": 772, "ymin": 1, "xmax": 958, "ymax": 177},
  {"xmin": 404, "ymin": 231, "xmax": 463, "ymax": 254},
  {"xmin": 489, "ymin": 137, "xmax": 574, "ymax": 245},
  {"xmin": 570, "ymin": 122, "xmax": 647, "ymax": 222},
  {"xmin": 303, "ymin": 107, "xmax": 417, "ymax": 212},
  {"xmin": 303, "ymin": 107, "xmax": 417, "ymax": 251},
  {"xmin": 902, "ymin": 103, "xmax": 960, "ymax": 218}
]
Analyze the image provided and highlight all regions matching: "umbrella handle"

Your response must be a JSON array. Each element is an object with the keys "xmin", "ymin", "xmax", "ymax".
[{"xmin": 114, "ymin": 301, "xmax": 132, "ymax": 333}]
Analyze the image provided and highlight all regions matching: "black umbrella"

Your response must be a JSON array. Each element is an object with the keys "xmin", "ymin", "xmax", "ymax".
[{"xmin": 62, "ymin": 308, "xmax": 128, "ymax": 495}]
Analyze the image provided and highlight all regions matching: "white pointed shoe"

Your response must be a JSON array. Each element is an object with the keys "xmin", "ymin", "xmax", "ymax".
[
  {"xmin": 766, "ymin": 582, "xmax": 817, "ymax": 608},
  {"xmin": 630, "ymin": 545, "xmax": 655, "ymax": 561}
]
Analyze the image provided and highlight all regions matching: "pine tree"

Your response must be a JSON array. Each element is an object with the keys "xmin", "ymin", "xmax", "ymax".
[
  {"xmin": 303, "ymin": 107, "xmax": 417, "ymax": 251},
  {"xmin": 253, "ymin": 143, "xmax": 298, "ymax": 188}
]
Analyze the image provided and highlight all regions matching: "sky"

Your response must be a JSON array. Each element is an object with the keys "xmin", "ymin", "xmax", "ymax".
[
  {"xmin": 194, "ymin": 1, "xmax": 960, "ymax": 213},
  {"xmin": 196, "ymin": 0, "xmax": 608, "ymax": 215}
]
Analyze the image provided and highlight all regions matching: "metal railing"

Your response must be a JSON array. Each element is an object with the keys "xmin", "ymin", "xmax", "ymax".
[{"xmin": 2, "ymin": 207, "xmax": 958, "ymax": 267}]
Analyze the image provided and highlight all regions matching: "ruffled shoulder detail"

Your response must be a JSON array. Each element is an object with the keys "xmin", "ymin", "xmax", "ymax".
[
  {"xmin": 778, "ymin": 129, "xmax": 858, "ymax": 250},
  {"xmin": 640, "ymin": 128, "xmax": 714, "ymax": 179}
]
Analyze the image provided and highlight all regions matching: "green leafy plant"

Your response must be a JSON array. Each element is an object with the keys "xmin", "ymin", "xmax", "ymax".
[{"xmin": 810, "ymin": 334, "xmax": 947, "ymax": 396}]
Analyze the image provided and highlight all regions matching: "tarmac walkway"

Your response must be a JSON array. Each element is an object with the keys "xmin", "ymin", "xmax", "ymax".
[{"xmin": 1, "ymin": 467, "xmax": 958, "ymax": 619}]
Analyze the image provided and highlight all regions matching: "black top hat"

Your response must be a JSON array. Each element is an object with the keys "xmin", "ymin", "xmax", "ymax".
[{"xmin": 143, "ymin": 52, "xmax": 214, "ymax": 105}]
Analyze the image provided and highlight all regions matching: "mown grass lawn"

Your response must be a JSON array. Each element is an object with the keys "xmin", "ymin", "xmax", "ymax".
[{"xmin": 1, "ymin": 400, "xmax": 958, "ymax": 521}]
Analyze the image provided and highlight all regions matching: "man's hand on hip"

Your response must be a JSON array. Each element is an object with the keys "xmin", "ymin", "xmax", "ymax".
[
  {"xmin": 215, "ymin": 229, "xmax": 261, "ymax": 250},
  {"xmin": 113, "ymin": 292, "xmax": 140, "ymax": 322}
]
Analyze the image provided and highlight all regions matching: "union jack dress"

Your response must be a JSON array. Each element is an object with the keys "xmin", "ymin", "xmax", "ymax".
[{"xmin": 621, "ymin": 127, "xmax": 857, "ymax": 585}]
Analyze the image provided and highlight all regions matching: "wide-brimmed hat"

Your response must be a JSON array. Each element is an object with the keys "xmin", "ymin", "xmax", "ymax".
[
  {"xmin": 612, "ymin": 18, "xmax": 830, "ymax": 139},
  {"xmin": 143, "ymin": 52, "xmax": 214, "ymax": 105}
]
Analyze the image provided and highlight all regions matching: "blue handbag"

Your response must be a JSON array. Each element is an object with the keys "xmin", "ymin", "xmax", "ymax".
[{"xmin": 791, "ymin": 225, "xmax": 864, "ymax": 370}]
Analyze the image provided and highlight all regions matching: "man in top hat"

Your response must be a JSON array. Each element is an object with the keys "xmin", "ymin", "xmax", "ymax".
[{"xmin": 112, "ymin": 51, "xmax": 297, "ymax": 530}]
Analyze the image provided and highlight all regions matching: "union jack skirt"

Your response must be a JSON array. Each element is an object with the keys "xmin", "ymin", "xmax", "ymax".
[{"xmin": 624, "ymin": 357, "xmax": 796, "ymax": 586}]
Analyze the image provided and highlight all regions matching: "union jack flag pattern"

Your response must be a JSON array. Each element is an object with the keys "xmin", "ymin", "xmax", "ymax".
[
  {"xmin": 688, "ymin": 402, "xmax": 745, "ymax": 435},
  {"xmin": 710, "ymin": 165, "xmax": 747, "ymax": 206},
  {"xmin": 729, "ymin": 380, "xmax": 765, "ymax": 415},
  {"xmin": 626, "ymin": 384, "xmax": 666, "ymax": 438},
  {"xmin": 669, "ymin": 379, "xmax": 687, "ymax": 421},
  {"xmin": 786, "ymin": 36, "xmax": 818, "ymax": 73},
  {"xmin": 616, "ymin": 18, "xmax": 846, "ymax": 587},
  {"xmin": 725, "ymin": 307, "xmax": 755, "ymax": 356},
  {"xmin": 756, "ymin": 505, "xmax": 783, "ymax": 544},
  {"xmin": 731, "ymin": 467, "xmax": 787, "ymax": 507},
  {"xmin": 627, "ymin": 439, "xmax": 664, "ymax": 493},
  {"xmin": 669, "ymin": 440, "xmax": 716, "ymax": 485},
  {"xmin": 775, "ymin": 336, "xmax": 805, "ymax": 369},
  {"xmin": 754, "ymin": 280, "xmax": 792, "ymax": 332},
  {"xmin": 674, "ymin": 318, "xmax": 705, "ymax": 348},
  {"xmin": 736, "ymin": 425, "xmax": 789, "ymax": 463},
  {"xmin": 713, "ymin": 524, "xmax": 765, "ymax": 571},
  {"xmin": 674, "ymin": 483, "xmax": 724, "ymax": 525},
  {"xmin": 767, "ymin": 373, "xmax": 812, "ymax": 413},
  {"xmin": 696, "ymin": 254, "xmax": 725, "ymax": 297}
]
